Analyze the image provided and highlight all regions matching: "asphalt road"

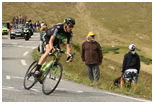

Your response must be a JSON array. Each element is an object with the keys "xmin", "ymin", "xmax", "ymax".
[{"xmin": 2, "ymin": 33, "xmax": 150, "ymax": 102}]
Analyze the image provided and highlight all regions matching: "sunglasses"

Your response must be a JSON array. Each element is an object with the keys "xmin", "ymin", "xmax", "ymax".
[
  {"xmin": 67, "ymin": 24, "xmax": 74, "ymax": 28},
  {"xmin": 91, "ymin": 35, "xmax": 95, "ymax": 37}
]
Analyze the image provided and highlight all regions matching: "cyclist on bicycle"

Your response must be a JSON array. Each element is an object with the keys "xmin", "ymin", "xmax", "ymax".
[
  {"xmin": 120, "ymin": 44, "xmax": 140, "ymax": 88},
  {"xmin": 35, "ymin": 17, "xmax": 75, "ymax": 76}
]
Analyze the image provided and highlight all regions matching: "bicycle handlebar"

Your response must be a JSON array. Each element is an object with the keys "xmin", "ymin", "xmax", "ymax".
[
  {"xmin": 49, "ymin": 47, "xmax": 75, "ymax": 62},
  {"xmin": 55, "ymin": 48, "xmax": 65, "ymax": 53},
  {"xmin": 49, "ymin": 47, "xmax": 65, "ymax": 56}
]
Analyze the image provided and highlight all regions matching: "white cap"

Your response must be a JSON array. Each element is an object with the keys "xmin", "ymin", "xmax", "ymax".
[{"xmin": 129, "ymin": 44, "xmax": 136, "ymax": 51}]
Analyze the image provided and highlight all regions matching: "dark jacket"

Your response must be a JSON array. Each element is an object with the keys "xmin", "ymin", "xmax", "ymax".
[
  {"xmin": 122, "ymin": 52, "xmax": 140, "ymax": 74},
  {"xmin": 81, "ymin": 40, "xmax": 103, "ymax": 65}
]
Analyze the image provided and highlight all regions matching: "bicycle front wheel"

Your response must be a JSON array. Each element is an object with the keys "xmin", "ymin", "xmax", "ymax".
[
  {"xmin": 42, "ymin": 63, "xmax": 63, "ymax": 95},
  {"xmin": 23, "ymin": 61, "xmax": 38, "ymax": 90}
]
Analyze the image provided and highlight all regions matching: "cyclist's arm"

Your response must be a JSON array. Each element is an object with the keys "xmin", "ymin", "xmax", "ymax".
[
  {"xmin": 66, "ymin": 44, "xmax": 71, "ymax": 56},
  {"xmin": 66, "ymin": 43, "xmax": 74, "ymax": 62},
  {"xmin": 66, "ymin": 34, "xmax": 72, "ymax": 56}
]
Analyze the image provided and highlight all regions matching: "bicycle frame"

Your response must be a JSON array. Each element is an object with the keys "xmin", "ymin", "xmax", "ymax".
[{"xmin": 39, "ymin": 48, "xmax": 64, "ymax": 81}]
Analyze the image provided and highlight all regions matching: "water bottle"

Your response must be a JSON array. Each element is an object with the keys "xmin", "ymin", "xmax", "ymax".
[
  {"xmin": 42, "ymin": 63, "xmax": 51, "ymax": 72},
  {"xmin": 41, "ymin": 62, "xmax": 46, "ymax": 69}
]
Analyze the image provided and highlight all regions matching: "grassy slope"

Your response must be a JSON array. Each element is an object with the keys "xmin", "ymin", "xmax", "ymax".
[{"xmin": 3, "ymin": 2, "xmax": 152, "ymax": 99}]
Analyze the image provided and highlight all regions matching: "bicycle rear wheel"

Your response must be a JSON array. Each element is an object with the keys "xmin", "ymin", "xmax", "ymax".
[
  {"xmin": 42, "ymin": 63, "xmax": 63, "ymax": 95},
  {"xmin": 23, "ymin": 61, "xmax": 38, "ymax": 90}
]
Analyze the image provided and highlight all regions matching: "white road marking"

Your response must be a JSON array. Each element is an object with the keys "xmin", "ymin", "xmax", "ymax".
[
  {"xmin": 23, "ymin": 51, "xmax": 29, "ymax": 56},
  {"xmin": 77, "ymin": 90, "xmax": 83, "ymax": 93},
  {"xmin": 56, "ymin": 87, "xmax": 150, "ymax": 102},
  {"xmin": 18, "ymin": 46, "xmax": 37, "ymax": 49},
  {"xmin": 56, "ymin": 88, "xmax": 83, "ymax": 94},
  {"xmin": 18, "ymin": 45, "xmax": 24, "ymax": 48},
  {"xmin": 103, "ymin": 90, "xmax": 150, "ymax": 102},
  {"xmin": 6, "ymin": 75, "xmax": 24, "ymax": 80},
  {"xmin": 12, "ymin": 76, "xmax": 24, "ymax": 80},
  {"xmin": 21, "ymin": 59, "xmax": 27, "ymax": 66},
  {"xmin": 2, "ymin": 86, "xmax": 21, "ymax": 92},
  {"xmin": 32, "ymin": 47, "xmax": 36, "ymax": 49},
  {"xmin": 6, "ymin": 75, "xmax": 11, "ymax": 80},
  {"xmin": 11, "ymin": 43, "xmax": 18, "ymax": 45},
  {"xmin": 31, "ymin": 88, "xmax": 41, "ymax": 92},
  {"xmin": 3, "ymin": 86, "xmax": 40, "ymax": 93}
]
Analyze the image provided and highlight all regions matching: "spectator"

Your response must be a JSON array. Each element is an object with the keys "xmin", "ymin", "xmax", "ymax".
[
  {"xmin": 81, "ymin": 32, "xmax": 103, "ymax": 82},
  {"xmin": 12, "ymin": 16, "xmax": 16, "ymax": 24},
  {"xmin": 120, "ymin": 44, "xmax": 140, "ymax": 88},
  {"xmin": 41, "ymin": 21, "xmax": 45, "ymax": 28},
  {"xmin": 15, "ymin": 16, "xmax": 19, "ymax": 25},
  {"xmin": 36, "ymin": 21, "xmax": 41, "ymax": 32},
  {"xmin": 18, "ymin": 15, "xmax": 22, "ymax": 24}
]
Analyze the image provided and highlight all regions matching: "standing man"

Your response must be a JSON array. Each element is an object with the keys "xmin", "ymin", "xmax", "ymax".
[
  {"xmin": 120, "ymin": 44, "xmax": 140, "ymax": 88},
  {"xmin": 81, "ymin": 32, "xmax": 103, "ymax": 82}
]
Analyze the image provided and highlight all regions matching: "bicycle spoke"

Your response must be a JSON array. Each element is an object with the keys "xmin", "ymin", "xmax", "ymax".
[
  {"xmin": 42, "ymin": 63, "xmax": 63, "ymax": 95},
  {"xmin": 24, "ymin": 61, "xmax": 38, "ymax": 90}
]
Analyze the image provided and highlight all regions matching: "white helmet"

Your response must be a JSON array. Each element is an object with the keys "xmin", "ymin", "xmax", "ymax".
[{"xmin": 129, "ymin": 44, "xmax": 135, "ymax": 51}]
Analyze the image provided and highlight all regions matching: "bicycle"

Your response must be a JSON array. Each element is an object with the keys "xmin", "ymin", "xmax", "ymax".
[{"xmin": 23, "ymin": 48, "xmax": 68, "ymax": 95}]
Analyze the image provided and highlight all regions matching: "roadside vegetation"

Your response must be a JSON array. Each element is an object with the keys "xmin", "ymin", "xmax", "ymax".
[
  {"xmin": 32, "ymin": 44, "xmax": 152, "ymax": 99},
  {"xmin": 3, "ymin": 2, "xmax": 152, "ymax": 99}
]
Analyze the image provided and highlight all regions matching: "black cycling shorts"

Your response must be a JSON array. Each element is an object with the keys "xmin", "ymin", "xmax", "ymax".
[
  {"xmin": 44, "ymin": 35, "xmax": 50, "ymax": 45},
  {"xmin": 43, "ymin": 35, "xmax": 60, "ymax": 49}
]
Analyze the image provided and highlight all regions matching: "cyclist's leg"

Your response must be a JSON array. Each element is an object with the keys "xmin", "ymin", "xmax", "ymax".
[
  {"xmin": 38, "ymin": 44, "xmax": 50, "ymax": 64},
  {"xmin": 35, "ymin": 44, "xmax": 50, "ymax": 72}
]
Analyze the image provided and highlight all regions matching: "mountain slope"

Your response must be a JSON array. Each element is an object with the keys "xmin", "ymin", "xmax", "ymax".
[
  {"xmin": 2, "ymin": 2, "xmax": 152, "ymax": 99},
  {"xmin": 2, "ymin": 2, "xmax": 152, "ymax": 73}
]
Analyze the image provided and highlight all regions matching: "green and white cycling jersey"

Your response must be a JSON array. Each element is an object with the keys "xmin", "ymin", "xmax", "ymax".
[{"xmin": 44, "ymin": 23, "xmax": 73, "ymax": 47}]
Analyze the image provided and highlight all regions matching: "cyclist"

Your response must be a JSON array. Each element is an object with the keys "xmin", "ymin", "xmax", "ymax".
[
  {"xmin": 34, "ymin": 17, "xmax": 75, "ymax": 77},
  {"xmin": 25, "ymin": 20, "xmax": 33, "ymax": 36},
  {"xmin": 120, "ymin": 44, "xmax": 140, "ymax": 88},
  {"xmin": 25, "ymin": 21, "xmax": 30, "ymax": 27}
]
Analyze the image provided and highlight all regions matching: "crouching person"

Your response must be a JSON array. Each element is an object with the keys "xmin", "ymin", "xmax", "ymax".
[
  {"xmin": 120, "ymin": 44, "xmax": 140, "ymax": 88},
  {"xmin": 81, "ymin": 32, "xmax": 103, "ymax": 82}
]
